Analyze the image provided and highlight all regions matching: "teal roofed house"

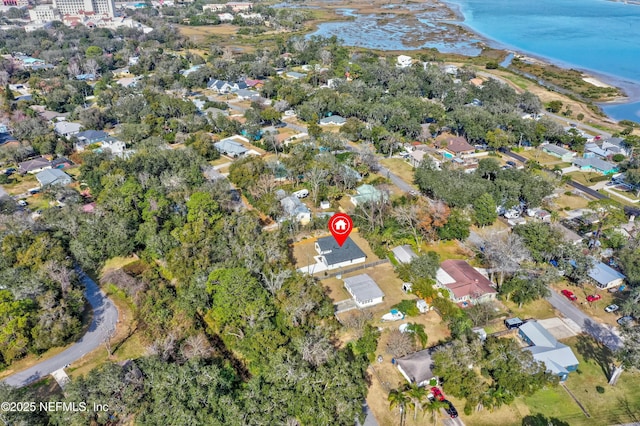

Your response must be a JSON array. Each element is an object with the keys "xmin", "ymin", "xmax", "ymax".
[
  {"xmin": 519, "ymin": 321, "xmax": 579, "ymax": 381},
  {"xmin": 572, "ymin": 157, "xmax": 618, "ymax": 175},
  {"xmin": 350, "ymin": 184, "xmax": 388, "ymax": 206}
]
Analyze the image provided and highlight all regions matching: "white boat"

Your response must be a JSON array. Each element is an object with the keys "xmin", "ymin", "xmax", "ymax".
[{"xmin": 381, "ymin": 309, "xmax": 405, "ymax": 322}]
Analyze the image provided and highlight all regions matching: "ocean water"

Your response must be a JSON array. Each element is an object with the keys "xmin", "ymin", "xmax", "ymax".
[{"xmin": 443, "ymin": 0, "xmax": 640, "ymax": 121}]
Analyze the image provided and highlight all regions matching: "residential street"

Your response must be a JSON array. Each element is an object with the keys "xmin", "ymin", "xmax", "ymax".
[
  {"xmin": 546, "ymin": 289, "xmax": 623, "ymax": 351},
  {"xmin": 2, "ymin": 271, "xmax": 119, "ymax": 387}
]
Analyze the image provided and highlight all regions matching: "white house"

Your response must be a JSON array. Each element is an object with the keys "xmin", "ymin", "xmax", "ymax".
[
  {"xmin": 396, "ymin": 55, "xmax": 412, "ymax": 68},
  {"xmin": 435, "ymin": 259, "xmax": 497, "ymax": 305},
  {"xmin": 588, "ymin": 262, "xmax": 626, "ymax": 289},
  {"xmin": 280, "ymin": 195, "xmax": 311, "ymax": 224},
  {"xmin": 343, "ymin": 274, "xmax": 385, "ymax": 308},
  {"xmin": 314, "ymin": 235, "xmax": 366, "ymax": 270},
  {"xmin": 54, "ymin": 121, "xmax": 82, "ymax": 137}
]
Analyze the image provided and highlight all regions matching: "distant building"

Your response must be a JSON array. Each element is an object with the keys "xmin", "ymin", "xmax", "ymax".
[
  {"xmin": 218, "ymin": 12, "xmax": 234, "ymax": 21},
  {"xmin": 203, "ymin": 3, "xmax": 226, "ymax": 12},
  {"xmin": 29, "ymin": 5, "xmax": 61, "ymax": 23},
  {"xmin": 435, "ymin": 134, "xmax": 475, "ymax": 157},
  {"xmin": 435, "ymin": 259, "xmax": 497, "ymax": 305},
  {"xmin": 214, "ymin": 138, "xmax": 248, "ymax": 157},
  {"xmin": 54, "ymin": 0, "xmax": 115, "ymax": 18},
  {"xmin": 226, "ymin": 1, "xmax": 252, "ymax": 11},
  {"xmin": 350, "ymin": 184, "xmax": 387, "ymax": 206},
  {"xmin": 396, "ymin": 55, "xmax": 412, "ymax": 69},
  {"xmin": 343, "ymin": 274, "xmax": 384, "ymax": 308},
  {"xmin": 318, "ymin": 115, "xmax": 346, "ymax": 126},
  {"xmin": 519, "ymin": 321, "xmax": 579, "ymax": 381},
  {"xmin": 280, "ymin": 195, "xmax": 311, "ymax": 224}
]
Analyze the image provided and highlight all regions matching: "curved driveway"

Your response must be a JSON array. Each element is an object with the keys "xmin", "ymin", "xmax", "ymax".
[{"xmin": 2, "ymin": 271, "xmax": 118, "ymax": 388}]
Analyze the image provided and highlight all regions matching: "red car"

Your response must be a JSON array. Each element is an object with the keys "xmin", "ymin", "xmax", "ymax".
[
  {"xmin": 430, "ymin": 387, "xmax": 445, "ymax": 401},
  {"xmin": 561, "ymin": 289, "xmax": 577, "ymax": 301},
  {"xmin": 587, "ymin": 294, "xmax": 602, "ymax": 302}
]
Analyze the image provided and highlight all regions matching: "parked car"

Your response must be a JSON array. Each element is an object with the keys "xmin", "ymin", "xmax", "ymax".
[
  {"xmin": 605, "ymin": 304, "xmax": 619, "ymax": 313},
  {"xmin": 617, "ymin": 316, "xmax": 634, "ymax": 326},
  {"xmin": 586, "ymin": 294, "xmax": 602, "ymax": 302},
  {"xmin": 561, "ymin": 289, "xmax": 577, "ymax": 301},
  {"xmin": 430, "ymin": 387, "xmax": 445, "ymax": 402},
  {"xmin": 17, "ymin": 200, "xmax": 28, "ymax": 207},
  {"xmin": 443, "ymin": 400, "xmax": 458, "ymax": 418},
  {"xmin": 274, "ymin": 121, "xmax": 286, "ymax": 128},
  {"xmin": 506, "ymin": 160, "xmax": 517, "ymax": 167}
]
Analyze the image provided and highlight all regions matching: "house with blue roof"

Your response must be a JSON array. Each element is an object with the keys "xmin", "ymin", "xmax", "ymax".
[
  {"xmin": 519, "ymin": 321, "xmax": 579, "ymax": 381},
  {"xmin": 588, "ymin": 262, "xmax": 626, "ymax": 289},
  {"xmin": 571, "ymin": 157, "xmax": 618, "ymax": 175}
]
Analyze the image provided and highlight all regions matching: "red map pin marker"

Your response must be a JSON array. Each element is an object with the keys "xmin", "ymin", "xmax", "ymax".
[{"xmin": 329, "ymin": 213, "xmax": 353, "ymax": 247}]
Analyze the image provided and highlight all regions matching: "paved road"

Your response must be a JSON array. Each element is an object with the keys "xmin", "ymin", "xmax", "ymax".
[
  {"xmin": 501, "ymin": 148, "xmax": 609, "ymax": 200},
  {"xmin": 3, "ymin": 271, "xmax": 118, "ymax": 387},
  {"xmin": 546, "ymin": 289, "xmax": 623, "ymax": 351}
]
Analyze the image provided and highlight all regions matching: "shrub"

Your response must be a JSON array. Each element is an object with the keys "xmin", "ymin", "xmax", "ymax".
[
  {"xmin": 612, "ymin": 154, "xmax": 625, "ymax": 163},
  {"xmin": 392, "ymin": 299, "xmax": 420, "ymax": 317},
  {"xmin": 564, "ymin": 191, "xmax": 573, "ymax": 196},
  {"xmin": 589, "ymin": 175, "xmax": 610, "ymax": 183},
  {"xmin": 485, "ymin": 61, "xmax": 499, "ymax": 70},
  {"xmin": 596, "ymin": 385, "xmax": 605, "ymax": 394}
]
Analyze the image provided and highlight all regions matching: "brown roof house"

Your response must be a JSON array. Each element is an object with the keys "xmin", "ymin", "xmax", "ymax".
[
  {"xmin": 435, "ymin": 134, "xmax": 475, "ymax": 157},
  {"xmin": 435, "ymin": 259, "xmax": 497, "ymax": 305}
]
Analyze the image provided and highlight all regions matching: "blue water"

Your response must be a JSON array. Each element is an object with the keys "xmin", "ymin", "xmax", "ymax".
[{"xmin": 444, "ymin": 0, "xmax": 640, "ymax": 121}]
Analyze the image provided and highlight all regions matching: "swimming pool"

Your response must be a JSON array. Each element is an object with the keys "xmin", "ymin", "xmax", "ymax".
[{"xmin": 442, "ymin": 151, "xmax": 454, "ymax": 159}]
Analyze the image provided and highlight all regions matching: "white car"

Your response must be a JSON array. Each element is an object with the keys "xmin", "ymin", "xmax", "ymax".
[
  {"xmin": 504, "ymin": 209, "xmax": 521, "ymax": 219},
  {"xmin": 605, "ymin": 304, "xmax": 619, "ymax": 313}
]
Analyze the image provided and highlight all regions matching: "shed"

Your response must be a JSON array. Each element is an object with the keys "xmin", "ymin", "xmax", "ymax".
[
  {"xmin": 392, "ymin": 245, "xmax": 418, "ymax": 264},
  {"xmin": 504, "ymin": 317, "xmax": 524, "ymax": 329},
  {"xmin": 416, "ymin": 299, "xmax": 429, "ymax": 313},
  {"xmin": 343, "ymin": 274, "xmax": 384, "ymax": 308}
]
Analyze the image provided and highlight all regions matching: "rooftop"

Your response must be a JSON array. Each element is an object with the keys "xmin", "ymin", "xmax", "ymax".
[
  {"xmin": 396, "ymin": 348, "xmax": 435, "ymax": 385},
  {"xmin": 343, "ymin": 274, "xmax": 385, "ymax": 303},
  {"xmin": 391, "ymin": 245, "xmax": 418, "ymax": 264},
  {"xmin": 542, "ymin": 143, "xmax": 574, "ymax": 156},
  {"xmin": 316, "ymin": 236, "xmax": 366, "ymax": 266},
  {"xmin": 588, "ymin": 262, "xmax": 625, "ymax": 286},
  {"xmin": 435, "ymin": 134, "xmax": 474, "ymax": 154},
  {"xmin": 436, "ymin": 259, "xmax": 496, "ymax": 299}
]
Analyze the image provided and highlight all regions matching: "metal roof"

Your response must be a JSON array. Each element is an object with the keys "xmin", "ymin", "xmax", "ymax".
[
  {"xmin": 588, "ymin": 262, "xmax": 625, "ymax": 286},
  {"xmin": 392, "ymin": 245, "xmax": 417, "ymax": 264},
  {"xmin": 343, "ymin": 274, "xmax": 384, "ymax": 303},
  {"xmin": 520, "ymin": 321, "xmax": 579, "ymax": 374}
]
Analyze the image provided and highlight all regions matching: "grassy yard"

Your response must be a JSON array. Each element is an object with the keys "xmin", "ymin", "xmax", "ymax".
[
  {"xmin": 420, "ymin": 239, "xmax": 476, "ymax": 263},
  {"xmin": 551, "ymin": 189, "xmax": 591, "ymax": 211},
  {"xmin": 501, "ymin": 298, "xmax": 557, "ymax": 321},
  {"xmin": 566, "ymin": 171, "xmax": 603, "ymax": 187},
  {"xmin": 379, "ymin": 158, "xmax": 418, "ymax": 188},
  {"xmin": 3, "ymin": 173, "xmax": 38, "ymax": 195},
  {"xmin": 516, "ymin": 149, "xmax": 561, "ymax": 165}
]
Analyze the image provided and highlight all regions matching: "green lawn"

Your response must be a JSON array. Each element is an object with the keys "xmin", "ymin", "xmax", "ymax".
[
  {"xmin": 523, "ymin": 336, "xmax": 640, "ymax": 425},
  {"xmin": 379, "ymin": 158, "xmax": 418, "ymax": 188},
  {"xmin": 566, "ymin": 172, "xmax": 603, "ymax": 187}
]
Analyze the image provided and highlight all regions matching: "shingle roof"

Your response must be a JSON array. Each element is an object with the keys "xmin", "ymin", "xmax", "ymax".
[
  {"xmin": 19, "ymin": 157, "xmax": 51, "ymax": 173},
  {"xmin": 437, "ymin": 260, "xmax": 496, "ymax": 299},
  {"xmin": 316, "ymin": 236, "xmax": 366, "ymax": 266},
  {"xmin": 343, "ymin": 274, "xmax": 384, "ymax": 303},
  {"xmin": 396, "ymin": 348, "xmax": 435, "ymax": 384},
  {"xmin": 214, "ymin": 139, "xmax": 248, "ymax": 156}
]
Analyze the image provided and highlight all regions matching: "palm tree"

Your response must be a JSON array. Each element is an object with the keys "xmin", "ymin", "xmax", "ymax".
[
  {"xmin": 405, "ymin": 383, "xmax": 429, "ymax": 420},
  {"xmin": 422, "ymin": 398, "xmax": 449, "ymax": 425},
  {"xmin": 388, "ymin": 388, "xmax": 409, "ymax": 426}
]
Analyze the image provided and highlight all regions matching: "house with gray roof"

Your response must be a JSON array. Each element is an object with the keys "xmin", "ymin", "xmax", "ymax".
[
  {"xmin": 396, "ymin": 348, "xmax": 437, "ymax": 387},
  {"xmin": 588, "ymin": 262, "xmax": 625, "ymax": 289},
  {"xmin": 285, "ymin": 71, "xmax": 306, "ymax": 80},
  {"xmin": 572, "ymin": 157, "xmax": 618, "ymax": 175},
  {"xmin": 319, "ymin": 115, "xmax": 347, "ymax": 126},
  {"xmin": 519, "ymin": 321, "xmax": 579, "ymax": 381},
  {"xmin": 392, "ymin": 245, "xmax": 418, "ymax": 264},
  {"xmin": 314, "ymin": 235, "xmax": 366, "ymax": 270},
  {"xmin": 54, "ymin": 121, "xmax": 82, "ymax": 137},
  {"xmin": 280, "ymin": 195, "xmax": 311, "ymax": 224},
  {"xmin": 19, "ymin": 157, "xmax": 51, "ymax": 174},
  {"xmin": 350, "ymin": 184, "xmax": 388, "ymax": 206},
  {"xmin": 343, "ymin": 274, "xmax": 384, "ymax": 307},
  {"xmin": 35, "ymin": 169, "xmax": 72, "ymax": 187},
  {"xmin": 214, "ymin": 138, "xmax": 248, "ymax": 157},
  {"xmin": 541, "ymin": 143, "xmax": 575, "ymax": 162}
]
